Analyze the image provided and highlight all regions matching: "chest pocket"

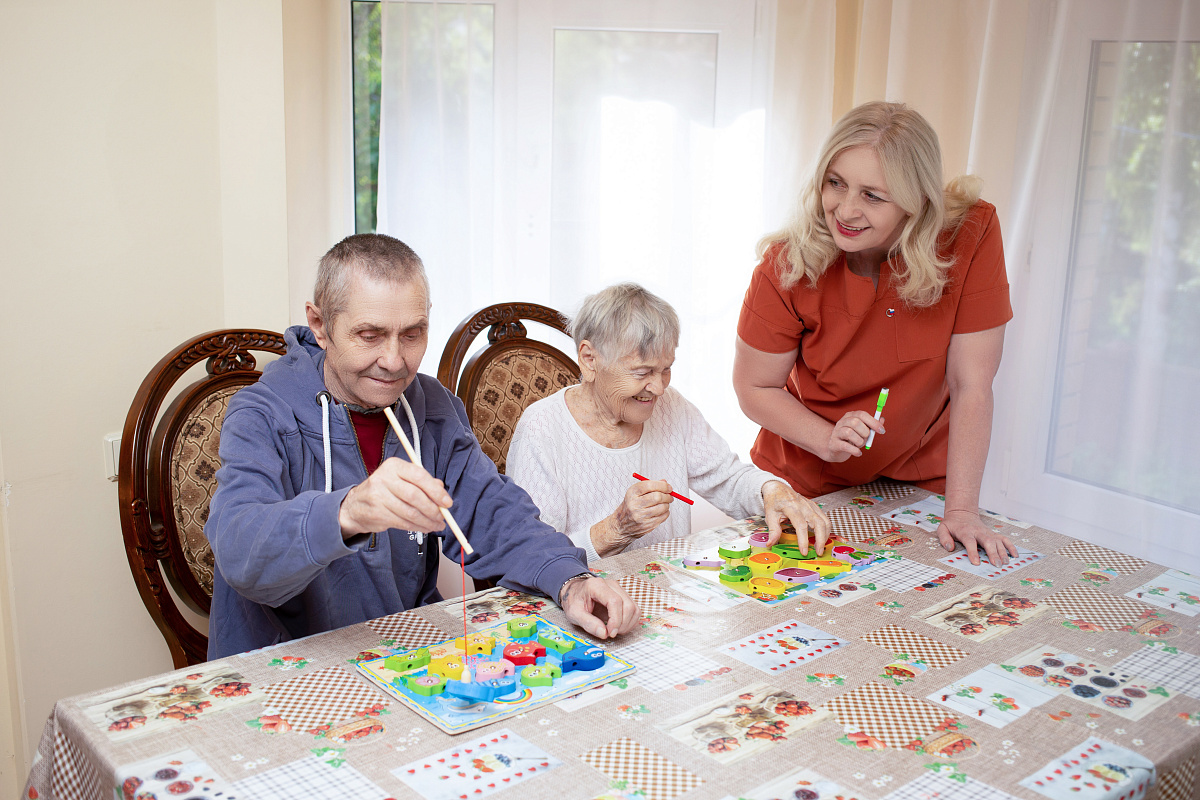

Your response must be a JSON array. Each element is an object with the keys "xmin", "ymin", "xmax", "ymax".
[{"xmin": 894, "ymin": 302, "xmax": 956, "ymax": 363}]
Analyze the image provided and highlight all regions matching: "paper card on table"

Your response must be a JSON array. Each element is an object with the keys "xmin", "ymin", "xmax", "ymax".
[
  {"xmin": 928, "ymin": 664, "xmax": 1059, "ymax": 727},
  {"xmin": 998, "ymin": 645, "xmax": 1172, "ymax": 721},
  {"xmin": 729, "ymin": 766, "xmax": 859, "ymax": 800},
  {"xmin": 80, "ymin": 665, "xmax": 261, "ymax": 742},
  {"xmin": 1019, "ymin": 736, "xmax": 1155, "ymax": 800},
  {"xmin": 579, "ymin": 737, "xmax": 703, "ymax": 800},
  {"xmin": 441, "ymin": 587, "xmax": 553, "ymax": 627},
  {"xmin": 1057, "ymin": 541, "xmax": 1149, "ymax": 574},
  {"xmin": 824, "ymin": 681, "xmax": 958, "ymax": 749},
  {"xmin": 659, "ymin": 682, "xmax": 829, "ymax": 764},
  {"xmin": 881, "ymin": 494, "xmax": 946, "ymax": 532},
  {"xmin": 1126, "ymin": 568, "xmax": 1200, "ymax": 617},
  {"xmin": 720, "ymin": 619, "xmax": 844, "ymax": 674},
  {"xmin": 937, "ymin": 546, "xmax": 1045, "ymax": 579},
  {"xmin": 555, "ymin": 676, "xmax": 634, "ymax": 711},
  {"xmin": 916, "ymin": 585, "xmax": 1048, "ymax": 642},
  {"xmin": 233, "ymin": 755, "xmax": 391, "ymax": 800},
  {"xmin": 395, "ymin": 729, "xmax": 562, "ymax": 800},
  {"xmin": 114, "ymin": 749, "xmax": 234, "ymax": 800},
  {"xmin": 860, "ymin": 623, "xmax": 969, "ymax": 669}
]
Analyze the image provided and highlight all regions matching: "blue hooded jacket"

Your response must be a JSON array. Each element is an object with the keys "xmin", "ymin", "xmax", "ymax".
[{"xmin": 206, "ymin": 326, "xmax": 589, "ymax": 659}]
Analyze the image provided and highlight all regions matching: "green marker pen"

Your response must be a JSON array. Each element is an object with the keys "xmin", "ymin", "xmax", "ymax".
[{"xmin": 864, "ymin": 388, "xmax": 889, "ymax": 450}]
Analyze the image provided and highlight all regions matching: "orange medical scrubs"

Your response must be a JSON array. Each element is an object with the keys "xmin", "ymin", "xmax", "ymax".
[{"xmin": 737, "ymin": 200, "xmax": 1013, "ymax": 497}]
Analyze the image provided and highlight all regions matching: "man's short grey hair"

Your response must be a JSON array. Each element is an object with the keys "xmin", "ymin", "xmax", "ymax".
[
  {"xmin": 570, "ymin": 283, "xmax": 680, "ymax": 362},
  {"xmin": 313, "ymin": 234, "xmax": 429, "ymax": 328}
]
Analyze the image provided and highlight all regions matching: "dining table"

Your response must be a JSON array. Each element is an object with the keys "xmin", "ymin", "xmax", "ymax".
[{"xmin": 22, "ymin": 481, "xmax": 1200, "ymax": 800}]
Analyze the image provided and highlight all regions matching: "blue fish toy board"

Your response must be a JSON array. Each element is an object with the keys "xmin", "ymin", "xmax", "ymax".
[
  {"xmin": 355, "ymin": 616, "xmax": 635, "ymax": 734},
  {"xmin": 669, "ymin": 535, "xmax": 884, "ymax": 606}
]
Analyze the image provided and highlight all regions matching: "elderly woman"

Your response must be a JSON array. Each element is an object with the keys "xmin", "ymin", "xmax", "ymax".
[
  {"xmin": 733, "ymin": 101, "xmax": 1017, "ymax": 567},
  {"xmin": 507, "ymin": 283, "xmax": 828, "ymax": 561}
]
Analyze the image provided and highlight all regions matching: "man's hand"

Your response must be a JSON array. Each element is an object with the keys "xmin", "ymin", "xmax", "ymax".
[
  {"xmin": 935, "ymin": 509, "xmax": 1019, "ymax": 566},
  {"xmin": 338, "ymin": 457, "xmax": 452, "ymax": 539},
  {"xmin": 762, "ymin": 480, "xmax": 831, "ymax": 553},
  {"xmin": 559, "ymin": 576, "xmax": 640, "ymax": 639}
]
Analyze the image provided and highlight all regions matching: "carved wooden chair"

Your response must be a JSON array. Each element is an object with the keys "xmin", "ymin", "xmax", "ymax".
[
  {"xmin": 118, "ymin": 329, "xmax": 287, "ymax": 667},
  {"xmin": 438, "ymin": 303, "xmax": 580, "ymax": 475}
]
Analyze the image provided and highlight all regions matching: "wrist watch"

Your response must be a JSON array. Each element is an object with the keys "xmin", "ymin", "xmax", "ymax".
[{"xmin": 557, "ymin": 571, "xmax": 596, "ymax": 605}]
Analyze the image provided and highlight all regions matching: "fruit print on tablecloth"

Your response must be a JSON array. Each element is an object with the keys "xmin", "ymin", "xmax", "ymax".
[
  {"xmin": 1018, "ymin": 736, "xmax": 1154, "ymax": 800},
  {"xmin": 579, "ymin": 737, "xmax": 703, "ymax": 800},
  {"xmin": 826, "ymin": 507, "xmax": 914, "ymax": 546},
  {"xmin": 262, "ymin": 666, "xmax": 390, "ymax": 735},
  {"xmin": 1042, "ymin": 585, "xmax": 1155, "ymax": 632},
  {"xmin": 825, "ymin": 681, "xmax": 960, "ymax": 749},
  {"xmin": 366, "ymin": 609, "xmax": 449, "ymax": 647}
]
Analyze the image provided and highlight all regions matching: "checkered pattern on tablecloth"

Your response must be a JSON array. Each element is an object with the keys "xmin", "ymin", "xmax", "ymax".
[
  {"xmin": 860, "ymin": 558, "xmax": 946, "ymax": 592},
  {"xmin": 1158, "ymin": 755, "xmax": 1197, "ymax": 800},
  {"xmin": 365, "ymin": 610, "xmax": 447, "ymax": 647},
  {"xmin": 650, "ymin": 538, "xmax": 696, "ymax": 559},
  {"xmin": 1043, "ymin": 584, "xmax": 1153, "ymax": 630},
  {"xmin": 1115, "ymin": 646, "xmax": 1200, "ymax": 699},
  {"xmin": 860, "ymin": 624, "xmax": 970, "ymax": 669},
  {"xmin": 50, "ymin": 725, "xmax": 100, "ymax": 800},
  {"xmin": 824, "ymin": 681, "xmax": 958, "ymax": 748},
  {"xmin": 619, "ymin": 575, "xmax": 673, "ymax": 615},
  {"xmin": 262, "ymin": 666, "xmax": 389, "ymax": 733},
  {"xmin": 232, "ymin": 756, "xmax": 389, "ymax": 800},
  {"xmin": 1057, "ymin": 540, "xmax": 1148, "ymax": 574},
  {"xmin": 882, "ymin": 772, "xmax": 1019, "ymax": 800},
  {"xmin": 611, "ymin": 638, "xmax": 724, "ymax": 693},
  {"xmin": 853, "ymin": 481, "xmax": 918, "ymax": 500},
  {"xmin": 827, "ymin": 507, "xmax": 909, "ymax": 544},
  {"xmin": 579, "ymin": 737, "xmax": 703, "ymax": 800}
]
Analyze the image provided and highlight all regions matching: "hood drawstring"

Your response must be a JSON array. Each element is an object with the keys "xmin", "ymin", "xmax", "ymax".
[
  {"xmin": 313, "ymin": 390, "xmax": 423, "ymax": 499},
  {"xmin": 317, "ymin": 391, "xmax": 333, "ymax": 493}
]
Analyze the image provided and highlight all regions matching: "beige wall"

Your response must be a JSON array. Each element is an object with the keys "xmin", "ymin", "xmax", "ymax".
[{"xmin": 0, "ymin": 0, "xmax": 291, "ymax": 786}]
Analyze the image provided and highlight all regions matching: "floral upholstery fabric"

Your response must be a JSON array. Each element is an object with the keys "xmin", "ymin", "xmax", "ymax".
[
  {"xmin": 170, "ymin": 386, "xmax": 239, "ymax": 598},
  {"xmin": 470, "ymin": 348, "xmax": 578, "ymax": 474}
]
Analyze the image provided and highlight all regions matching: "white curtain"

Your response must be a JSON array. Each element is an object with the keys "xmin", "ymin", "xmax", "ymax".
[
  {"xmin": 374, "ymin": 0, "xmax": 1200, "ymax": 570},
  {"xmin": 375, "ymin": 0, "xmax": 775, "ymax": 463}
]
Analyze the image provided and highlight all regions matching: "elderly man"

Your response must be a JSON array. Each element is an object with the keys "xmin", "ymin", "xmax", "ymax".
[{"xmin": 206, "ymin": 234, "xmax": 639, "ymax": 659}]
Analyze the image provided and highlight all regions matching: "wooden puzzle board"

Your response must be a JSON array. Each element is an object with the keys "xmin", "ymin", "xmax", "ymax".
[{"xmin": 355, "ymin": 616, "xmax": 635, "ymax": 734}]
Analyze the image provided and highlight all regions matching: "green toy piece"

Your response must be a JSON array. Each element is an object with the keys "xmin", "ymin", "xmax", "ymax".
[
  {"xmin": 717, "ymin": 542, "xmax": 752, "ymax": 560},
  {"xmin": 537, "ymin": 630, "xmax": 574, "ymax": 654},
  {"xmin": 506, "ymin": 618, "xmax": 538, "ymax": 638},
  {"xmin": 519, "ymin": 664, "xmax": 562, "ymax": 687},
  {"xmin": 385, "ymin": 648, "xmax": 431, "ymax": 673},
  {"xmin": 403, "ymin": 673, "xmax": 447, "ymax": 696},
  {"xmin": 719, "ymin": 565, "xmax": 752, "ymax": 585}
]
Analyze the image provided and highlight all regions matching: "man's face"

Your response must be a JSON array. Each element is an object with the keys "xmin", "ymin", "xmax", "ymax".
[{"xmin": 306, "ymin": 271, "xmax": 429, "ymax": 409}]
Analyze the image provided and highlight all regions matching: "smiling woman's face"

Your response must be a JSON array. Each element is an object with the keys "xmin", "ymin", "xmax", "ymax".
[
  {"xmin": 820, "ymin": 146, "xmax": 909, "ymax": 262},
  {"xmin": 586, "ymin": 346, "xmax": 675, "ymax": 427}
]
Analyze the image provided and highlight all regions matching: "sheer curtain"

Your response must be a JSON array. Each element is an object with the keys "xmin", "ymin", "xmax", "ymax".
[{"xmin": 375, "ymin": 0, "xmax": 775, "ymax": 461}]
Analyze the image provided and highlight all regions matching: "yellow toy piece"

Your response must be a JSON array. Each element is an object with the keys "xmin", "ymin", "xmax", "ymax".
[
  {"xmin": 748, "ymin": 576, "xmax": 788, "ymax": 597},
  {"xmin": 805, "ymin": 559, "xmax": 852, "ymax": 577},
  {"xmin": 454, "ymin": 632, "xmax": 496, "ymax": 656},
  {"xmin": 428, "ymin": 656, "xmax": 466, "ymax": 680}
]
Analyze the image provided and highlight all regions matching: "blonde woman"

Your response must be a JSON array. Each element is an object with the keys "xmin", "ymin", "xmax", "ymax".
[{"xmin": 733, "ymin": 101, "xmax": 1016, "ymax": 566}]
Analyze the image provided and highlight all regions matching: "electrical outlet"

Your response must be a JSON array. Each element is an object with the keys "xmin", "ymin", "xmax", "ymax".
[{"xmin": 104, "ymin": 433, "xmax": 121, "ymax": 481}]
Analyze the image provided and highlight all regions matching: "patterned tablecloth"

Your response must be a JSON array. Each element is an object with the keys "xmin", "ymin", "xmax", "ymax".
[{"xmin": 23, "ymin": 483, "xmax": 1200, "ymax": 800}]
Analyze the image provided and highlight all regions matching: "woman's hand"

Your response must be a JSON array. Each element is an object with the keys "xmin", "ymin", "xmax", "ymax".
[
  {"xmin": 822, "ymin": 411, "xmax": 885, "ymax": 462},
  {"xmin": 591, "ymin": 479, "xmax": 674, "ymax": 557},
  {"xmin": 761, "ymin": 480, "xmax": 831, "ymax": 553},
  {"xmin": 935, "ymin": 509, "xmax": 1019, "ymax": 566}
]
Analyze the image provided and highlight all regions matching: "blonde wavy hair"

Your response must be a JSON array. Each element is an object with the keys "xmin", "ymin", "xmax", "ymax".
[{"xmin": 758, "ymin": 101, "xmax": 981, "ymax": 308}]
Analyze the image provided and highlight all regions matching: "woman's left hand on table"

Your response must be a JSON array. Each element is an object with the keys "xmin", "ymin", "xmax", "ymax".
[{"xmin": 936, "ymin": 509, "xmax": 1019, "ymax": 566}]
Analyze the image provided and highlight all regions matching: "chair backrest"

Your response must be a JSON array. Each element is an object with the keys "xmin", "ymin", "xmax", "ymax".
[
  {"xmin": 438, "ymin": 303, "xmax": 580, "ymax": 475},
  {"xmin": 118, "ymin": 329, "xmax": 287, "ymax": 667}
]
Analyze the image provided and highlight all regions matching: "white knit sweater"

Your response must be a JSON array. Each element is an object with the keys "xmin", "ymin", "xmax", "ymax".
[{"xmin": 507, "ymin": 386, "xmax": 779, "ymax": 562}]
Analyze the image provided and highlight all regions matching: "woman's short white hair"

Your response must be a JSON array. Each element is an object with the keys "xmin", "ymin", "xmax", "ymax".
[{"xmin": 570, "ymin": 283, "xmax": 680, "ymax": 362}]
